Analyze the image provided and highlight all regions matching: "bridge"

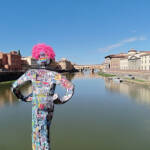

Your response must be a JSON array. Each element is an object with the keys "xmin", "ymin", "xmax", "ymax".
[
  {"xmin": 74, "ymin": 64, "xmax": 103, "ymax": 72},
  {"xmin": 72, "ymin": 72, "xmax": 102, "ymax": 79}
]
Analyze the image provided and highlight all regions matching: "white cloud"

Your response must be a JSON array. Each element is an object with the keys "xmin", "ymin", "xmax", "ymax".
[
  {"xmin": 139, "ymin": 36, "xmax": 147, "ymax": 41},
  {"xmin": 122, "ymin": 37, "xmax": 137, "ymax": 43},
  {"xmin": 99, "ymin": 36, "xmax": 147, "ymax": 52}
]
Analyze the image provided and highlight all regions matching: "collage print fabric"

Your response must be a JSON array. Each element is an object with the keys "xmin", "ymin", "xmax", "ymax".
[{"xmin": 12, "ymin": 69, "xmax": 74, "ymax": 150}]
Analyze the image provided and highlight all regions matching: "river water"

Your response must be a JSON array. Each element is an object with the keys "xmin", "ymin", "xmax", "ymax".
[{"xmin": 0, "ymin": 72, "xmax": 150, "ymax": 150}]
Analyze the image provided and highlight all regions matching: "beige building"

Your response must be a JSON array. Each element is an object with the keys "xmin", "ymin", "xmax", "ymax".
[
  {"xmin": 21, "ymin": 56, "xmax": 38, "ymax": 70},
  {"xmin": 128, "ymin": 55, "xmax": 141, "ymax": 70},
  {"xmin": 47, "ymin": 59, "xmax": 61, "ymax": 71},
  {"xmin": 120, "ymin": 56, "xmax": 128, "ymax": 70},
  {"xmin": 22, "ymin": 56, "xmax": 37, "ymax": 66},
  {"xmin": 140, "ymin": 53, "xmax": 150, "ymax": 70},
  {"xmin": 105, "ymin": 54, "xmax": 127, "ymax": 71},
  {"xmin": 21, "ymin": 57, "xmax": 75, "ymax": 72},
  {"xmin": 108, "ymin": 48, "xmax": 150, "ymax": 71},
  {"xmin": 104, "ymin": 57, "xmax": 111, "ymax": 70},
  {"xmin": 58, "ymin": 58, "xmax": 74, "ymax": 71},
  {"xmin": 127, "ymin": 49, "xmax": 137, "ymax": 56}
]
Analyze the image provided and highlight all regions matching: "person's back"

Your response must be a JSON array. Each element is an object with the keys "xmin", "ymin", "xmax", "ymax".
[
  {"xmin": 11, "ymin": 44, "xmax": 74, "ymax": 150},
  {"xmin": 32, "ymin": 69, "xmax": 55, "ymax": 106}
]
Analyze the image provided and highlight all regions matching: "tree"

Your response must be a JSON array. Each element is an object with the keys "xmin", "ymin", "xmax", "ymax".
[{"xmin": 18, "ymin": 50, "xmax": 21, "ymax": 56}]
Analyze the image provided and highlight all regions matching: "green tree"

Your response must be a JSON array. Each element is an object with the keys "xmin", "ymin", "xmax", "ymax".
[{"xmin": 18, "ymin": 50, "xmax": 21, "ymax": 56}]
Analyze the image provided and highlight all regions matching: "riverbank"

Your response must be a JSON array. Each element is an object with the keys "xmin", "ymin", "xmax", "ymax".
[
  {"xmin": 104, "ymin": 70, "xmax": 150, "ymax": 80},
  {"xmin": 123, "ymin": 78, "xmax": 150, "ymax": 85},
  {"xmin": 98, "ymin": 72, "xmax": 150, "ymax": 85},
  {"xmin": 98, "ymin": 72, "xmax": 116, "ymax": 77},
  {"xmin": 0, "ymin": 69, "xmax": 78, "ymax": 83},
  {"xmin": 0, "ymin": 71, "xmax": 24, "ymax": 82},
  {"xmin": 0, "ymin": 80, "xmax": 15, "ymax": 86}
]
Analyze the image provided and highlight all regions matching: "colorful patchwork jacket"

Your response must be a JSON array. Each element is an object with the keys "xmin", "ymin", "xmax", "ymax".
[{"xmin": 11, "ymin": 69, "xmax": 74, "ymax": 107}]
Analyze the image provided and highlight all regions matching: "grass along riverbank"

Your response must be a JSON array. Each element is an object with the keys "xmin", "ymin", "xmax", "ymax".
[
  {"xmin": 99, "ymin": 72, "xmax": 150, "ymax": 85},
  {"xmin": 0, "ymin": 80, "xmax": 15, "ymax": 86},
  {"xmin": 123, "ymin": 78, "xmax": 150, "ymax": 85},
  {"xmin": 98, "ymin": 72, "xmax": 116, "ymax": 77}
]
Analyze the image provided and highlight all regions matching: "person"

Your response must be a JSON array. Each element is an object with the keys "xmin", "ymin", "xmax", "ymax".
[{"xmin": 11, "ymin": 43, "xmax": 74, "ymax": 150}]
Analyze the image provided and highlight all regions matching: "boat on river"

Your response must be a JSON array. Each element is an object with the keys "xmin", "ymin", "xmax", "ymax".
[{"xmin": 112, "ymin": 77, "xmax": 123, "ymax": 83}]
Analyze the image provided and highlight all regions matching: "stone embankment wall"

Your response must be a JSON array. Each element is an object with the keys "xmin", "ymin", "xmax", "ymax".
[
  {"xmin": 0, "ymin": 71, "xmax": 24, "ymax": 82},
  {"xmin": 0, "ymin": 67, "xmax": 78, "ymax": 82},
  {"xmin": 104, "ymin": 70, "xmax": 150, "ymax": 81}
]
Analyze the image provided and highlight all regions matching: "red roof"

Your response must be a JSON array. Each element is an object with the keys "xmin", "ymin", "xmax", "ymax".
[
  {"xmin": 139, "ymin": 51, "xmax": 150, "ymax": 53},
  {"xmin": 105, "ymin": 54, "xmax": 127, "ymax": 58},
  {"xmin": 140, "ymin": 53, "xmax": 150, "ymax": 56},
  {"xmin": 128, "ymin": 50, "xmax": 137, "ymax": 52}
]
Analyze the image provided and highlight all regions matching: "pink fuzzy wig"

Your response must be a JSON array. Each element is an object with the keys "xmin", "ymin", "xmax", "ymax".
[{"xmin": 32, "ymin": 43, "xmax": 55, "ymax": 60}]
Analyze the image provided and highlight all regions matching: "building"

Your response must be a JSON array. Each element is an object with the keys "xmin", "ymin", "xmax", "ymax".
[
  {"xmin": 120, "ymin": 49, "xmax": 138, "ymax": 70},
  {"xmin": 120, "ymin": 56, "xmax": 128, "ymax": 70},
  {"xmin": 7, "ymin": 51, "xmax": 22, "ymax": 70},
  {"xmin": 47, "ymin": 59, "xmax": 61, "ymax": 71},
  {"xmin": 127, "ymin": 49, "xmax": 137, "ymax": 56},
  {"xmin": 0, "ymin": 51, "xmax": 22, "ymax": 71},
  {"xmin": 104, "ymin": 56, "xmax": 111, "ymax": 70},
  {"xmin": 21, "ymin": 58, "xmax": 29, "ymax": 71},
  {"xmin": 140, "ymin": 53, "xmax": 150, "ymax": 70},
  {"xmin": 0, "ymin": 52, "xmax": 7, "ymax": 67},
  {"xmin": 127, "ymin": 50, "xmax": 150, "ymax": 71},
  {"xmin": 105, "ymin": 48, "xmax": 150, "ymax": 71},
  {"xmin": 105, "ymin": 54, "xmax": 127, "ymax": 71},
  {"xmin": 128, "ymin": 55, "xmax": 141, "ymax": 70},
  {"xmin": 0, "ymin": 59, "xmax": 2, "ymax": 69},
  {"xmin": 58, "ymin": 58, "xmax": 74, "ymax": 71},
  {"xmin": 110, "ymin": 55, "xmax": 127, "ymax": 71},
  {"xmin": 24, "ymin": 56, "xmax": 37, "ymax": 67},
  {"xmin": 21, "ymin": 57, "xmax": 75, "ymax": 71},
  {"xmin": 21, "ymin": 56, "xmax": 38, "ymax": 70}
]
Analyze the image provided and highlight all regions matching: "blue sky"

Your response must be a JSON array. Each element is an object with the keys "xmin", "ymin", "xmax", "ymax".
[{"xmin": 0, "ymin": 0, "xmax": 150, "ymax": 64}]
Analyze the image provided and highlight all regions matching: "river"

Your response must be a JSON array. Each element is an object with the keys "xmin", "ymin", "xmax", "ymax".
[{"xmin": 0, "ymin": 72, "xmax": 150, "ymax": 150}]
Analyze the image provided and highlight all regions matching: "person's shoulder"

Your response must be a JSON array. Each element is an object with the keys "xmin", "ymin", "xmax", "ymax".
[
  {"xmin": 25, "ymin": 69, "xmax": 37, "ymax": 76},
  {"xmin": 47, "ymin": 70, "xmax": 59, "ymax": 76},
  {"xmin": 26, "ymin": 69, "xmax": 36, "ymax": 72}
]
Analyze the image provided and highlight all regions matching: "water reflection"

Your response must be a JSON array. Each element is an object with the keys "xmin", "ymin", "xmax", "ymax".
[
  {"xmin": 1, "ymin": 72, "xmax": 150, "ymax": 108},
  {"xmin": 105, "ymin": 78, "xmax": 150, "ymax": 105},
  {"xmin": 0, "ymin": 73, "xmax": 76, "ymax": 108},
  {"xmin": 0, "ymin": 85, "xmax": 17, "ymax": 107},
  {"xmin": 69, "ymin": 72, "xmax": 101, "ymax": 79},
  {"xmin": 0, "ymin": 82, "xmax": 34, "ymax": 108},
  {"xmin": 1, "ymin": 72, "xmax": 150, "ymax": 150}
]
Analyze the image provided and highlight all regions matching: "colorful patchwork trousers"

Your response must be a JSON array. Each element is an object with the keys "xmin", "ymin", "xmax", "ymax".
[
  {"xmin": 32, "ymin": 105, "xmax": 53, "ymax": 150},
  {"xmin": 12, "ymin": 69, "xmax": 74, "ymax": 150}
]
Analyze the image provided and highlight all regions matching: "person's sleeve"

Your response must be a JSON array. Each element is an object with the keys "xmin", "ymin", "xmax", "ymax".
[
  {"xmin": 52, "ymin": 72, "xmax": 74, "ymax": 104},
  {"xmin": 11, "ymin": 69, "xmax": 33, "ymax": 102}
]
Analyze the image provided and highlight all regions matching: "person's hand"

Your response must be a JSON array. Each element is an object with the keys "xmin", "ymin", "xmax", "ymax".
[
  {"xmin": 26, "ymin": 96, "xmax": 32, "ymax": 102},
  {"xmin": 23, "ymin": 93, "xmax": 33, "ymax": 102},
  {"xmin": 53, "ymin": 93, "xmax": 59, "ymax": 101}
]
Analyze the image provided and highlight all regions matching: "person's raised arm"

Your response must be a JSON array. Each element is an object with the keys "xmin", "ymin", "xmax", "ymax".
[
  {"xmin": 11, "ymin": 69, "xmax": 34, "ymax": 102},
  {"xmin": 51, "ymin": 72, "xmax": 74, "ymax": 104}
]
